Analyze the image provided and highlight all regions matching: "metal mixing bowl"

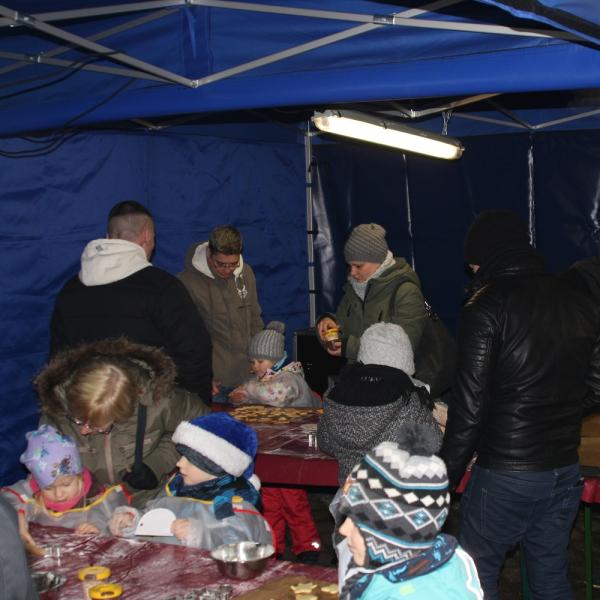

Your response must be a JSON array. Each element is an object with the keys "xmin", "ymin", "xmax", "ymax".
[{"xmin": 210, "ymin": 541, "xmax": 274, "ymax": 580}]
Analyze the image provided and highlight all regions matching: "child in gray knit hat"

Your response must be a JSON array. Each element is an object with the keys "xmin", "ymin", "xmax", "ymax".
[
  {"xmin": 228, "ymin": 321, "xmax": 318, "ymax": 408},
  {"xmin": 228, "ymin": 321, "xmax": 322, "ymax": 562}
]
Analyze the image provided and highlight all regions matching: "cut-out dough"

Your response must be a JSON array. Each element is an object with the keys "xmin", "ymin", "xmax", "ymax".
[
  {"xmin": 290, "ymin": 582, "xmax": 317, "ymax": 594},
  {"xmin": 135, "ymin": 508, "xmax": 176, "ymax": 536},
  {"xmin": 294, "ymin": 595, "xmax": 317, "ymax": 600},
  {"xmin": 320, "ymin": 584, "xmax": 339, "ymax": 594}
]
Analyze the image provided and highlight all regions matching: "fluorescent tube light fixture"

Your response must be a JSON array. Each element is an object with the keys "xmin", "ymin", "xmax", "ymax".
[{"xmin": 312, "ymin": 110, "xmax": 464, "ymax": 160}]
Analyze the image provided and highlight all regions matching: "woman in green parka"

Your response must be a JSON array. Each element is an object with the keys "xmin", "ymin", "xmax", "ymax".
[
  {"xmin": 316, "ymin": 223, "xmax": 426, "ymax": 361},
  {"xmin": 35, "ymin": 338, "xmax": 208, "ymax": 508}
]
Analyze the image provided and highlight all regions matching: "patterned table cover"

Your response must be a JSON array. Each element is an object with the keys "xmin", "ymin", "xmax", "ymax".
[{"xmin": 30, "ymin": 524, "xmax": 336, "ymax": 600}]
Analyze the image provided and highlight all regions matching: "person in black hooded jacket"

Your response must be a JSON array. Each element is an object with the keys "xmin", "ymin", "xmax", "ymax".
[{"xmin": 440, "ymin": 210, "xmax": 600, "ymax": 600}]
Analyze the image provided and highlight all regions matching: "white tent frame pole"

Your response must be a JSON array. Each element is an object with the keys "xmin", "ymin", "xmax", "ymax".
[
  {"xmin": 532, "ymin": 107, "xmax": 600, "ymax": 130},
  {"xmin": 189, "ymin": 0, "xmax": 467, "ymax": 86},
  {"xmin": 0, "ymin": 5, "xmax": 196, "ymax": 87},
  {"xmin": 304, "ymin": 121, "xmax": 316, "ymax": 326},
  {"xmin": 0, "ymin": 0, "xmax": 570, "ymax": 40},
  {"xmin": 0, "ymin": 9, "xmax": 175, "ymax": 76},
  {"xmin": 0, "ymin": 0, "xmax": 575, "ymax": 96},
  {"xmin": 0, "ymin": 50, "xmax": 167, "ymax": 81}
]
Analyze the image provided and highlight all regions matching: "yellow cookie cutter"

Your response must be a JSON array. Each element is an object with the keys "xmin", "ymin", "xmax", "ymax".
[
  {"xmin": 78, "ymin": 566, "xmax": 111, "ymax": 581},
  {"xmin": 88, "ymin": 583, "xmax": 123, "ymax": 599}
]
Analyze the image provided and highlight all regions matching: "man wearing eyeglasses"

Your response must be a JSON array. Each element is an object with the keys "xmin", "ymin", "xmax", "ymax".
[{"xmin": 179, "ymin": 225, "xmax": 263, "ymax": 402}]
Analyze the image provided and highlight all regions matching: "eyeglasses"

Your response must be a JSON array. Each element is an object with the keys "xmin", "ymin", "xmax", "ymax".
[
  {"xmin": 212, "ymin": 258, "xmax": 240, "ymax": 270},
  {"xmin": 65, "ymin": 413, "xmax": 113, "ymax": 434}
]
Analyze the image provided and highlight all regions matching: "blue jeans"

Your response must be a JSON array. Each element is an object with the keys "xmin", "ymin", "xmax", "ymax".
[{"xmin": 459, "ymin": 464, "xmax": 582, "ymax": 600}]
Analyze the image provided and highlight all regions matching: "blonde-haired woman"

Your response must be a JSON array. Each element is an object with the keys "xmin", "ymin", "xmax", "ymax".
[{"xmin": 36, "ymin": 338, "xmax": 208, "ymax": 507}]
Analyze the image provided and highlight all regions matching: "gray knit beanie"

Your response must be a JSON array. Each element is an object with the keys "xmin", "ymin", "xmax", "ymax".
[
  {"xmin": 248, "ymin": 321, "xmax": 286, "ymax": 361},
  {"xmin": 344, "ymin": 223, "xmax": 388, "ymax": 264},
  {"xmin": 357, "ymin": 322, "xmax": 415, "ymax": 375}
]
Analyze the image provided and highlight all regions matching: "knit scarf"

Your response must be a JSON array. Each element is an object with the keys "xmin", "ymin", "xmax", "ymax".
[
  {"xmin": 169, "ymin": 472, "xmax": 260, "ymax": 519},
  {"xmin": 341, "ymin": 534, "xmax": 457, "ymax": 600},
  {"xmin": 329, "ymin": 363, "xmax": 424, "ymax": 408},
  {"xmin": 349, "ymin": 251, "xmax": 395, "ymax": 301}
]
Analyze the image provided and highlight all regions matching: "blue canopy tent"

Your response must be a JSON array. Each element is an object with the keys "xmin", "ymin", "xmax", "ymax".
[{"xmin": 1, "ymin": 0, "xmax": 600, "ymax": 484}]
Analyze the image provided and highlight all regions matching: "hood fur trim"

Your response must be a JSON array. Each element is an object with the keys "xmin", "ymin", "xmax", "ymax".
[{"xmin": 35, "ymin": 338, "xmax": 176, "ymax": 418}]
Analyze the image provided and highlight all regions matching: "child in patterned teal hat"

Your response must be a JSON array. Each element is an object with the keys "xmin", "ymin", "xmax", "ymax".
[
  {"xmin": 1, "ymin": 424, "xmax": 128, "ymax": 552},
  {"xmin": 333, "ymin": 424, "xmax": 483, "ymax": 599}
]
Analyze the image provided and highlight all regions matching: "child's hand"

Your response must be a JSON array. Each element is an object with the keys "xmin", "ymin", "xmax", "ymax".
[
  {"xmin": 75, "ymin": 522, "xmax": 100, "ymax": 535},
  {"xmin": 171, "ymin": 518, "xmax": 190, "ymax": 542},
  {"xmin": 228, "ymin": 387, "xmax": 248, "ymax": 404},
  {"xmin": 17, "ymin": 510, "xmax": 45, "ymax": 556},
  {"xmin": 109, "ymin": 510, "xmax": 135, "ymax": 536},
  {"xmin": 211, "ymin": 379, "xmax": 221, "ymax": 396}
]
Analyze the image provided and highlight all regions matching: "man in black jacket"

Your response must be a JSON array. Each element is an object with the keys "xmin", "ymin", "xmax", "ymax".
[
  {"xmin": 440, "ymin": 210, "xmax": 600, "ymax": 600},
  {"xmin": 50, "ymin": 201, "xmax": 212, "ymax": 403}
]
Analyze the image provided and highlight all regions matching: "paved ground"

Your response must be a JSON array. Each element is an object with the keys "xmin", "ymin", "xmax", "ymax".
[{"xmin": 279, "ymin": 490, "xmax": 600, "ymax": 600}]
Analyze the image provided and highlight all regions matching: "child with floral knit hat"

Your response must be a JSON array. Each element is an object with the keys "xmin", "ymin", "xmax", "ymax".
[
  {"xmin": 109, "ymin": 412, "xmax": 272, "ymax": 550},
  {"xmin": 1, "ymin": 424, "xmax": 128, "ymax": 553}
]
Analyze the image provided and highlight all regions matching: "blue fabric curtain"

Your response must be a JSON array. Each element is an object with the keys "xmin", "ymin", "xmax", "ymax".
[
  {"xmin": 311, "ymin": 130, "xmax": 600, "ymax": 335},
  {"xmin": 0, "ymin": 126, "xmax": 307, "ymax": 485}
]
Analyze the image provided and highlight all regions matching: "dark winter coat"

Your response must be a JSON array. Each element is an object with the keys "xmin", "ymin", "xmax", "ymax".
[
  {"xmin": 440, "ymin": 255, "xmax": 600, "ymax": 487},
  {"xmin": 51, "ymin": 265, "xmax": 212, "ymax": 402},
  {"xmin": 317, "ymin": 363, "xmax": 442, "ymax": 484},
  {"xmin": 334, "ymin": 258, "xmax": 426, "ymax": 360}
]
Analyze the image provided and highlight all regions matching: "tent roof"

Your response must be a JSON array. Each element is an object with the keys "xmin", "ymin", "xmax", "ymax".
[{"xmin": 0, "ymin": 0, "xmax": 599, "ymax": 137}]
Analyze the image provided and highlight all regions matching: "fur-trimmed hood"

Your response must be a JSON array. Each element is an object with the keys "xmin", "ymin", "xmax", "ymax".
[{"xmin": 35, "ymin": 338, "xmax": 176, "ymax": 419}]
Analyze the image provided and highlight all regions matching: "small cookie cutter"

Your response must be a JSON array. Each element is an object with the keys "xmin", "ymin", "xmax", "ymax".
[
  {"xmin": 88, "ymin": 583, "xmax": 123, "ymax": 599},
  {"xmin": 78, "ymin": 566, "xmax": 111, "ymax": 581}
]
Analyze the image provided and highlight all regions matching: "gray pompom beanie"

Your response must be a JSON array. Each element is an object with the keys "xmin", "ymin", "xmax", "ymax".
[
  {"xmin": 357, "ymin": 322, "xmax": 415, "ymax": 375},
  {"xmin": 344, "ymin": 223, "xmax": 389, "ymax": 264},
  {"xmin": 247, "ymin": 321, "xmax": 286, "ymax": 362}
]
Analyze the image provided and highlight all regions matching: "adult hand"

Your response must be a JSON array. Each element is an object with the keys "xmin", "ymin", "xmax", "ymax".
[
  {"xmin": 171, "ymin": 518, "xmax": 190, "ymax": 542},
  {"xmin": 17, "ymin": 511, "xmax": 44, "ymax": 556},
  {"xmin": 211, "ymin": 380, "xmax": 221, "ymax": 396},
  {"xmin": 75, "ymin": 522, "xmax": 100, "ymax": 535},
  {"xmin": 325, "ymin": 341, "xmax": 342, "ymax": 357},
  {"xmin": 228, "ymin": 387, "xmax": 248, "ymax": 404},
  {"xmin": 317, "ymin": 317, "xmax": 338, "ymax": 341}
]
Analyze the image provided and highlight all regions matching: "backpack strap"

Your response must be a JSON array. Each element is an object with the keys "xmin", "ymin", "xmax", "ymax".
[{"xmin": 133, "ymin": 403, "xmax": 147, "ymax": 472}]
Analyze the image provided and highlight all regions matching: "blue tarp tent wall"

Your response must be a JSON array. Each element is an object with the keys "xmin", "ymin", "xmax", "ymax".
[{"xmin": 1, "ymin": 0, "xmax": 600, "ymax": 484}]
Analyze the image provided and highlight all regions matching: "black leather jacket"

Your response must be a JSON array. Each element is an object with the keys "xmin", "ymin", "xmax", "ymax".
[{"xmin": 440, "ymin": 258, "xmax": 600, "ymax": 487}]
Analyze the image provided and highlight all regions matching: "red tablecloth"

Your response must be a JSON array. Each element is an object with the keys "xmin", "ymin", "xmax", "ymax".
[
  {"xmin": 253, "ymin": 419, "xmax": 338, "ymax": 487},
  {"xmin": 30, "ymin": 525, "xmax": 336, "ymax": 599},
  {"xmin": 216, "ymin": 405, "xmax": 339, "ymax": 487}
]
